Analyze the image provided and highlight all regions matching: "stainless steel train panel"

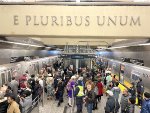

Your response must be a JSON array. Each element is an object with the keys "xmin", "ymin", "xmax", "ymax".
[
  {"xmin": 7, "ymin": 70, "xmax": 12, "ymax": 82},
  {"xmin": 102, "ymin": 57, "xmax": 150, "ymax": 92},
  {"xmin": 0, "ymin": 56, "xmax": 58, "ymax": 89},
  {"xmin": 0, "ymin": 71, "xmax": 7, "ymax": 86}
]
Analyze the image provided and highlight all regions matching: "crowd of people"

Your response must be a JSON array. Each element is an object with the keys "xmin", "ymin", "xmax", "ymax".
[{"xmin": 0, "ymin": 59, "xmax": 150, "ymax": 113}]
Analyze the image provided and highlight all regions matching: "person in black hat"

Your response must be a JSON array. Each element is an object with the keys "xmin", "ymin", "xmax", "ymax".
[{"xmin": 141, "ymin": 92, "xmax": 150, "ymax": 113}]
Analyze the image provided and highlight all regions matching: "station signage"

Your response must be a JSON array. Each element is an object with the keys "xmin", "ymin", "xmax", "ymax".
[{"xmin": 0, "ymin": 5, "xmax": 150, "ymax": 37}]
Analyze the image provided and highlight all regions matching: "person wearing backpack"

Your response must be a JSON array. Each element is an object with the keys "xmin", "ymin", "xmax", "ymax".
[{"xmin": 105, "ymin": 90, "xmax": 120, "ymax": 113}]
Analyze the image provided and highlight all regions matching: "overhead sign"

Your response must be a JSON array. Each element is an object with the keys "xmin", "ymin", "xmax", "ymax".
[{"xmin": 0, "ymin": 5, "xmax": 150, "ymax": 37}]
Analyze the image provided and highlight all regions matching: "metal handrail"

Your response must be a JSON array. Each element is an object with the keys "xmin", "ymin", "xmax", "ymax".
[{"xmin": 23, "ymin": 95, "xmax": 41, "ymax": 113}]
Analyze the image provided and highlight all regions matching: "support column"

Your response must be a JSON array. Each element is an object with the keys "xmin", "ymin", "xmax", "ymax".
[{"xmin": 76, "ymin": 59, "xmax": 79, "ymax": 74}]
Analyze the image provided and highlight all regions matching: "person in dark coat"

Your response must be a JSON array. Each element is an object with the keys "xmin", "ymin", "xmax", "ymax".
[
  {"xmin": 120, "ymin": 89, "xmax": 129, "ymax": 113},
  {"xmin": 136, "ymin": 78, "xmax": 144, "ymax": 106},
  {"xmin": 126, "ymin": 97, "xmax": 136, "ymax": 113},
  {"xmin": 84, "ymin": 83, "xmax": 95, "ymax": 113},
  {"xmin": 56, "ymin": 79, "xmax": 65, "ymax": 107},
  {"xmin": 32, "ymin": 80, "xmax": 42, "ymax": 101},
  {"xmin": 141, "ymin": 92, "xmax": 150, "ymax": 113},
  {"xmin": 105, "ymin": 90, "xmax": 120, "ymax": 113},
  {"xmin": 128, "ymin": 82, "xmax": 136, "ymax": 101},
  {"xmin": 75, "ymin": 80, "xmax": 84, "ymax": 113},
  {"xmin": 27, "ymin": 74, "xmax": 35, "ymax": 91}
]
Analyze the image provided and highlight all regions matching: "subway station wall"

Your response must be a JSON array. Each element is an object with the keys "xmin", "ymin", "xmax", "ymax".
[
  {"xmin": 0, "ymin": 49, "xmax": 49, "ymax": 65},
  {"xmin": 99, "ymin": 45, "xmax": 150, "ymax": 68},
  {"xmin": 1, "ymin": 5, "xmax": 150, "ymax": 37}
]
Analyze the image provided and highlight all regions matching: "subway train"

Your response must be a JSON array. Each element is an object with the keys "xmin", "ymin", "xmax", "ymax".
[
  {"xmin": 99, "ymin": 57, "xmax": 150, "ymax": 92},
  {"xmin": 0, "ymin": 56, "xmax": 58, "ymax": 88}
]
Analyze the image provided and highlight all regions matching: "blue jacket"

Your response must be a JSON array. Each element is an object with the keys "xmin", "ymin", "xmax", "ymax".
[{"xmin": 141, "ymin": 99, "xmax": 150, "ymax": 113}]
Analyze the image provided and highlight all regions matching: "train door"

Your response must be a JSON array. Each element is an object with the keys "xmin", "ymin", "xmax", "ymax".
[
  {"xmin": 36, "ymin": 62, "xmax": 40, "ymax": 74},
  {"xmin": 119, "ymin": 64, "xmax": 125, "ymax": 84},
  {"xmin": 0, "ymin": 70, "xmax": 7, "ymax": 86},
  {"xmin": 7, "ymin": 69, "xmax": 12, "ymax": 82},
  {"xmin": 112, "ymin": 63, "xmax": 116, "ymax": 75},
  {"xmin": 32, "ymin": 62, "xmax": 39, "ymax": 76},
  {"xmin": 14, "ymin": 63, "xmax": 22, "ymax": 79},
  {"xmin": 131, "ymin": 71, "xmax": 140, "ymax": 83},
  {"xmin": 29, "ymin": 62, "xmax": 35, "ymax": 75}
]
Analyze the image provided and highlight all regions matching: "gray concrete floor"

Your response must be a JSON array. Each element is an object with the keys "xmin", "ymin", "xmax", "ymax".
[{"xmin": 31, "ymin": 93, "xmax": 141, "ymax": 113}]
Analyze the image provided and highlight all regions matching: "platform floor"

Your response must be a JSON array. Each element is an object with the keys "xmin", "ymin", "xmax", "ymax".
[{"xmin": 31, "ymin": 92, "xmax": 141, "ymax": 113}]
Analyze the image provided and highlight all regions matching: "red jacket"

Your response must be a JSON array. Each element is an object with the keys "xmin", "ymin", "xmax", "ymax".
[
  {"xmin": 97, "ymin": 82, "xmax": 103, "ymax": 95},
  {"xmin": 19, "ymin": 75, "xmax": 27, "ymax": 88}
]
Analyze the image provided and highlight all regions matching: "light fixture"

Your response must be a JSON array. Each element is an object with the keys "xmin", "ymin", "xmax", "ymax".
[
  {"xmin": 0, "ymin": 40, "xmax": 44, "ymax": 47},
  {"xmin": 108, "ymin": 45, "xmax": 129, "ymax": 49},
  {"xmin": 138, "ymin": 43, "xmax": 150, "ymax": 46},
  {"xmin": 76, "ymin": 0, "xmax": 80, "ymax": 2}
]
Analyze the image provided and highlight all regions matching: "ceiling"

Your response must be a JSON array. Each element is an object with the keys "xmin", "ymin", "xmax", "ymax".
[
  {"xmin": 32, "ymin": 37, "xmax": 127, "ymax": 49},
  {"xmin": 1, "ymin": 0, "xmax": 150, "ymax": 3}
]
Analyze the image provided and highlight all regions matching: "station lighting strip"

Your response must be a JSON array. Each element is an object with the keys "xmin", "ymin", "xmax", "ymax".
[
  {"xmin": 108, "ymin": 43, "xmax": 150, "ymax": 49},
  {"xmin": 0, "ymin": 40, "xmax": 44, "ymax": 47}
]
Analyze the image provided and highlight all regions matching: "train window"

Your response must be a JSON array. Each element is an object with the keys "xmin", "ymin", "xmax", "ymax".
[
  {"xmin": 131, "ymin": 74, "xmax": 139, "ymax": 81},
  {"xmin": 1, "ymin": 73, "xmax": 6, "ymax": 86},
  {"xmin": 8, "ymin": 71, "xmax": 11, "ymax": 82}
]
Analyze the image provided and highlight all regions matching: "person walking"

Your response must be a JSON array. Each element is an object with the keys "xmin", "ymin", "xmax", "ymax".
[
  {"xmin": 67, "ymin": 76, "xmax": 76, "ymax": 106},
  {"xmin": 96, "ymin": 79, "xmax": 103, "ymax": 102},
  {"xmin": 56, "ymin": 79, "xmax": 65, "ymax": 107},
  {"xmin": 46, "ymin": 76, "xmax": 54, "ymax": 100},
  {"xmin": 84, "ymin": 83, "xmax": 95, "ymax": 113},
  {"xmin": 75, "ymin": 80, "xmax": 84, "ymax": 113}
]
